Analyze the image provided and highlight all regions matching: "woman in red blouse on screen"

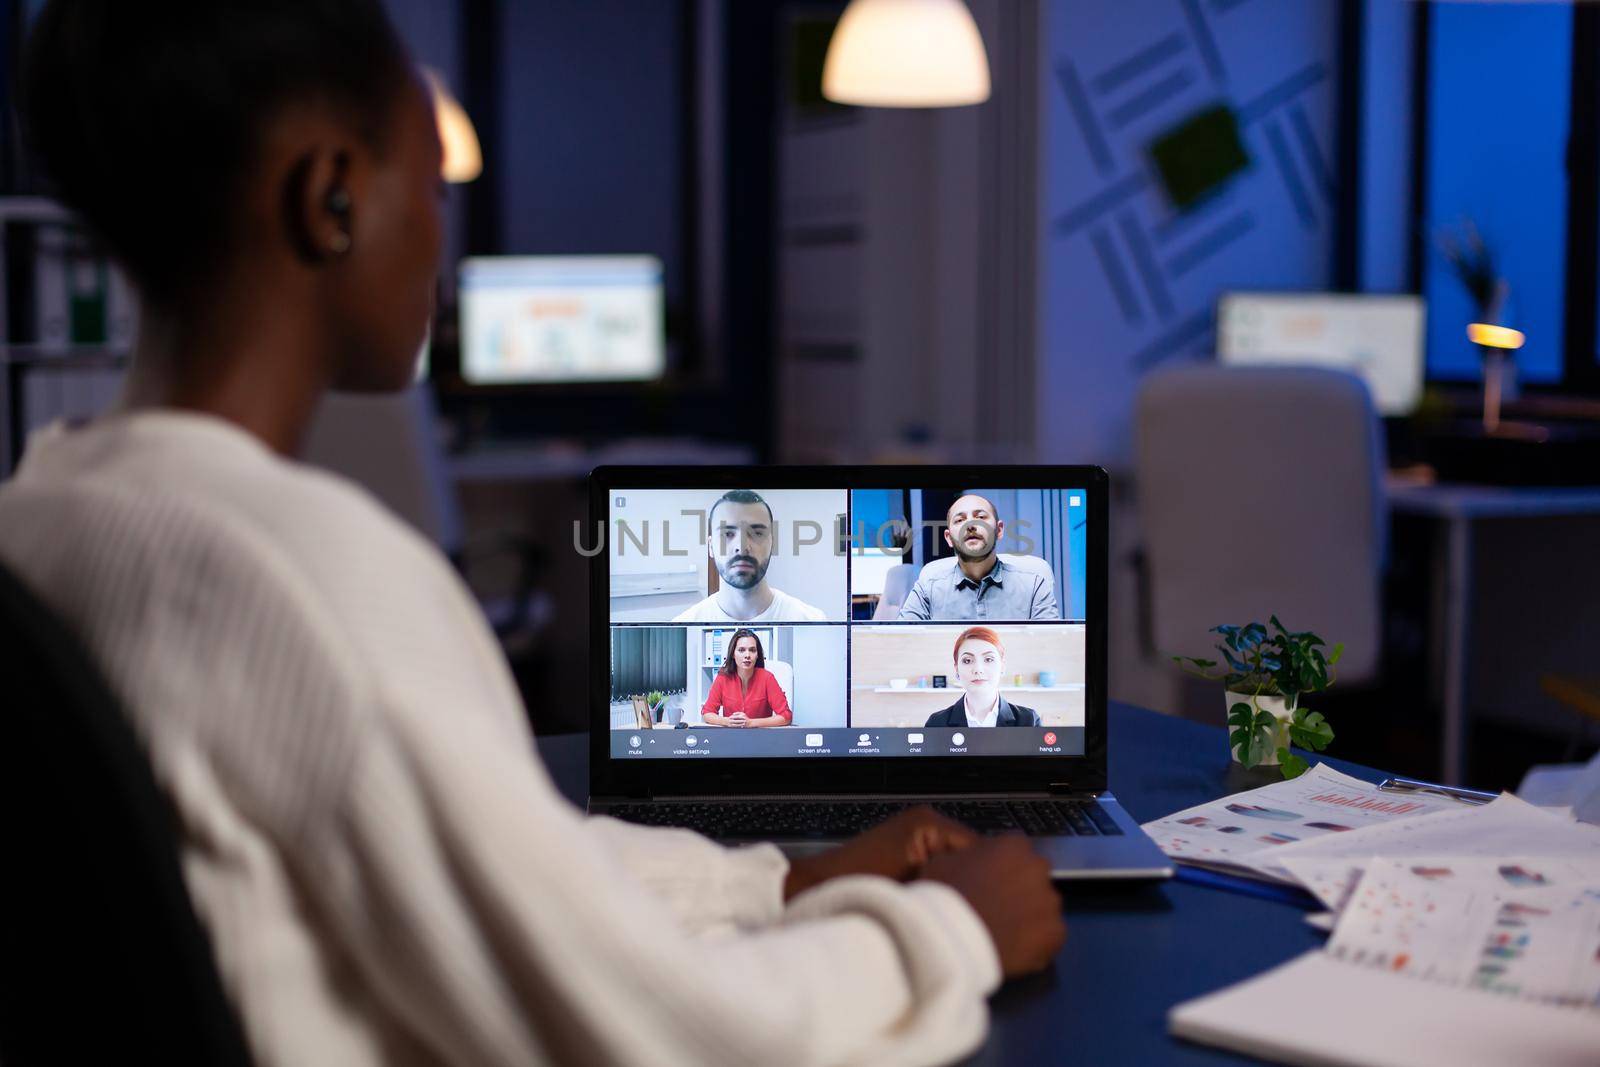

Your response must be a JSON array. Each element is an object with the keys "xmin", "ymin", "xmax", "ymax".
[{"xmin": 701, "ymin": 629, "xmax": 792, "ymax": 727}]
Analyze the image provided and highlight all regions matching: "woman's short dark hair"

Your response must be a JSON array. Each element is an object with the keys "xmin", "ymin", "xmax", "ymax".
[
  {"xmin": 18, "ymin": 0, "xmax": 414, "ymax": 305},
  {"xmin": 717, "ymin": 629, "xmax": 766, "ymax": 678}
]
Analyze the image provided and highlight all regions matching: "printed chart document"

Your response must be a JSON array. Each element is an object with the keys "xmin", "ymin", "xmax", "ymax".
[
  {"xmin": 1281, "ymin": 849, "xmax": 1600, "ymax": 916},
  {"xmin": 1327, "ymin": 859, "xmax": 1600, "ymax": 1009},
  {"xmin": 1172, "ymin": 849, "xmax": 1600, "ymax": 1065},
  {"xmin": 1141, "ymin": 764, "xmax": 1461, "ymax": 883},
  {"xmin": 1166, "ymin": 771, "xmax": 1600, "ymax": 1064},
  {"xmin": 1264, "ymin": 793, "xmax": 1600, "ymax": 905}
]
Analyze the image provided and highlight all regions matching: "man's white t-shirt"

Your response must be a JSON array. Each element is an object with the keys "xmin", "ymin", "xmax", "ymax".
[
  {"xmin": 672, "ymin": 587, "xmax": 828, "ymax": 623},
  {"xmin": 0, "ymin": 411, "xmax": 999, "ymax": 1067}
]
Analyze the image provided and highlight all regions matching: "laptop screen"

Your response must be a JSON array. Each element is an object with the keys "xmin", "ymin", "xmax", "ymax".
[{"xmin": 603, "ymin": 485, "xmax": 1089, "ymax": 760}]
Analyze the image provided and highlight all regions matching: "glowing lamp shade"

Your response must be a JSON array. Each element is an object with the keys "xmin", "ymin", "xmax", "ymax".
[
  {"xmin": 1467, "ymin": 322, "xmax": 1525, "ymax": 350},
  {"xmin": 822, "ymin": 0, "xmax": 990, "ymax": 108},
  {"xmin": 424, "ymin": 67, "xmax": 482, "ymax": 184}
]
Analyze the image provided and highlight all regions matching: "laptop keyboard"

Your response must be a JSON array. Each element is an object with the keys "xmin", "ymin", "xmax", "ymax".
[{"xmin": 602, "ymin": 799, "xmax": 1124, "ymax": 840}]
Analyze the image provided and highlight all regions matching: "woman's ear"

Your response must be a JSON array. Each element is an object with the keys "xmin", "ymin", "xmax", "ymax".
[{"xmin": 284, "ymin": 146, "xmax": 355, "ymax": 264}]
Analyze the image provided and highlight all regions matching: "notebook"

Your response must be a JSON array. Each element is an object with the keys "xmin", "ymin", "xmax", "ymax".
[{"xmin": 1170, "ymin": 951, "xmax": 1600, "ymax": 1067}]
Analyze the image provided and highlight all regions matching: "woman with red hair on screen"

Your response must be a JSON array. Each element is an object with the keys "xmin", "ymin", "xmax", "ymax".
[
  {"xmin": 925, "ymin": 627, "xmax": 1042, "ymax": 728},
  {"xmin": 701, "ymin": 629, "xmax": 791, "ymax": 727}
]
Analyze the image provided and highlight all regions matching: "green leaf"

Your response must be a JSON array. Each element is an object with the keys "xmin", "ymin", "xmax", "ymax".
[
  {"xmin": 1328, "ymin": 642, "xmax": 1345, "ymax": 667},
  {"xmin": 1227, "ymin": 702, "xmax": 1255, "ymax": 731},
  {"xmin": 1289, "ymin": 709, "xmax": 1335, "ymax": 751},
  {"xmin": 1228, "ymin": 704, "xmax": 1275, "ymax": 767},
  {"xmin": 1278, "ymin": 749, "xmax": 1310, "ymax": 779}
]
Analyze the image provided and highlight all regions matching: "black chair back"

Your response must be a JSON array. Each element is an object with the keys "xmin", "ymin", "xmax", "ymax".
[{"xmin": 0, "ymin": 560, "xmax": 253, "ymax": 1066}]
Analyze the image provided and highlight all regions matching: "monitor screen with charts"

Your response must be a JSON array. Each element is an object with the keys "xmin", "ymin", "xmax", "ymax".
[
  {"xmin": 1216, "ymin": 292, "xmax": 1426, "ymax": 416},
  {"xmin": 458, "ymin": 255, "xmax": 665, "ymax": 385},
  {"xmin": 597, "ymin": 477, "xmax": 1097, "ymax": 761}
]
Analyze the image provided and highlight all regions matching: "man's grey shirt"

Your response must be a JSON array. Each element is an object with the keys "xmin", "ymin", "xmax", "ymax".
[{"xmin": 897, "ymin": 555, "xmax": 1061, "ymax": 621}]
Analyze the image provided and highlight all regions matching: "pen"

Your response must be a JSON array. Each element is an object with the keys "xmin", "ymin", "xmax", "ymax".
[{"xmin": 1376, "ymin": 777, "xmax": 1499, "ymax": 806}]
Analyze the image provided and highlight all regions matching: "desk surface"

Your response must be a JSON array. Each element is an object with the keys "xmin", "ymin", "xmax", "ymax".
[{"xmin": 536, "ymin": 702, "xmax": 1389, "ymax": 1066}]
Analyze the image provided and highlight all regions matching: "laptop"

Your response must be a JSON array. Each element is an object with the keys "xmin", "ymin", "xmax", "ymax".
[{"xmin": 587, "ymin": 466, "xmax": 1173, "ymax": 880}]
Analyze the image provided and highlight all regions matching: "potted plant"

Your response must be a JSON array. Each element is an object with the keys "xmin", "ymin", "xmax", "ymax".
[
  {"xmin": 1174, "ymin": 617, "xmax": 1340, "ymax": 779},
  {"xmin": 646, "ymin": 690, "xmax": 667, "ymax": 722}
]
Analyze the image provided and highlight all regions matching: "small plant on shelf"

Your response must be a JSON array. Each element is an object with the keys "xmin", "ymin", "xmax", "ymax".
[{"xmin": 1173, "ymin": 617, "xmax": 1340, "ymax": 779}]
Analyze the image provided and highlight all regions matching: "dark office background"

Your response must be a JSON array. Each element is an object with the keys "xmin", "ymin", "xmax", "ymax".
[{"xmin": 4, "ymin": 0, "xmax": 1599, "ymax": 789}]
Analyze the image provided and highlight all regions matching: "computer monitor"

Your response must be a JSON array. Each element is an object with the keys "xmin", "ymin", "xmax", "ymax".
[
  {"xmin": 457, "ymin": 255, "xmax": 665, "ymax": 385},
  {"xmin": 1216, "ymin": 292, "xmax": 1426, "ymax": 416}
]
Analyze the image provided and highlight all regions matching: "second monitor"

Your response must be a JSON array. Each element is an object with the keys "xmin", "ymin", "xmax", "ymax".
[
  {"xmin": 458, "ymin": 254, "xmax": 666, "ymax": 385},
  {"xmin": 1216, "ymin": 291, "xmax": 1425, "ymax": 416}
]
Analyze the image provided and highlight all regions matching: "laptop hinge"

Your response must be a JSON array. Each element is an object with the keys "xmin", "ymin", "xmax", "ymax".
[{"xmin": 1048, "ymin": 782, "xmax": 1094, "ymax": 796}]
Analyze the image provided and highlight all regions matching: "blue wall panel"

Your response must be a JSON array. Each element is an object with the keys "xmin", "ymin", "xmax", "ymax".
[{"xmin": 1038, "ymin": 0, "xmax": 1341, "ymax": 466}]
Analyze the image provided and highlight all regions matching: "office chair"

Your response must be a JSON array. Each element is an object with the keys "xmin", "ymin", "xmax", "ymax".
[
  {"xmin": 765, "ymin": 658, "xmax": 796, "ymax": 712},
  {"xmin": 0, "ymin": 561, "xmax": 254, "ymax": 1067},
  {"xmin": 1135, "ymin": 365, "xmax": 1386, "ymax": 686},
  {"xmin": 872, "ymin": 563, "xmax": 918, "ymax": 619}
]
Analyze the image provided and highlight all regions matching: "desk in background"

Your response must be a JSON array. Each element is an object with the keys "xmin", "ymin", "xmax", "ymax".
[
  {"xmin": 1387, "ymin": 482, "xmax": 1600, "ymax": 785},
  {"xmin": 447, "ymin": 439, "xmax": 754, "ymax": 484},
  {"xmin": 537, "ymin": 701, "xmax": 1390, "ymax": 1066}
]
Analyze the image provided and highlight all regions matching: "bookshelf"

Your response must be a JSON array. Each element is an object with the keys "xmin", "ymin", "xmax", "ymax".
[{"xmin": 0, "ymin": 197, "xmax": 133, "ymax": 472}]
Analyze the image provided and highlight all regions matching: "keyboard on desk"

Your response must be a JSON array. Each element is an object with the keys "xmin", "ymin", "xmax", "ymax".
[{"xmin": 603, "ymin": 798, "xmax": 1124, "ymax": 840}]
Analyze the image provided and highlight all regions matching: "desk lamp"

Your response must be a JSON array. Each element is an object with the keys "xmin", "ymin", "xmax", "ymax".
[{"xmin": 1466, "ymin": 321, "xmax": 1524, "ymax": 434}]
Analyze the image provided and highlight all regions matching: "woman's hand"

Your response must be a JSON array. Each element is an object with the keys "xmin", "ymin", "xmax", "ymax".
[
  {"xmin": 783, "ymin": 807, "xmax": 977, "ymax": 900},
  {"xmin": 922, "ymin": 836, "xmax": 1067, "ymax": 979},
  {"xmin": 728, "ymin": 711, "xmax": 749, "ymax": 727}
]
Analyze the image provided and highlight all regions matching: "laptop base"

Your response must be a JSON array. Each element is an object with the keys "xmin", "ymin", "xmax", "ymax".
[{"xmin": 591, "ymin": 791, "xmax": 1173, "ymax": 881}]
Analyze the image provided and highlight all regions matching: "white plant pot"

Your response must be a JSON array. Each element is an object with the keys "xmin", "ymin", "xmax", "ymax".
[{"xmin": 1225, "ymin": 691, "xmax": 1296, "ymax": 766}]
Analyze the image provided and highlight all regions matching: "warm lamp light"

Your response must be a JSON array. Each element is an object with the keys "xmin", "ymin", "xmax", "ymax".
[
  {"xmin": 821, "ymin": 0, "xmax": 990, "ymax": 108},
  {"xmin": 424, "ymin": 67, "xmax": 482, "ymax": 184},
  {"xmin": 1467, "ymin": 322, "xmax": 1525, "ymax": 350}
]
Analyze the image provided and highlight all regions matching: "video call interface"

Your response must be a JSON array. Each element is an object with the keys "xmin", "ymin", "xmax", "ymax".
[{"xmin": 606, "ymin": 486, "xmax": 1089, "ymax": 760}]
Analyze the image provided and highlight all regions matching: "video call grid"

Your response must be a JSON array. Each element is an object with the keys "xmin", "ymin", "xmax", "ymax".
[{"xmin": 605, "ymin": 487, "xmax": 1090, "ymax": 740}]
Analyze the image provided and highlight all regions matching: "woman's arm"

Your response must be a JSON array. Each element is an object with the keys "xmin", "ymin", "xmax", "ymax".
[
  {"xmin": 743, "ymin": 671, "xmax": 792, "ymax": 727},
  {"xmin": 312, "ymin": 700, "xmax": 1003, "ymax": 1067},
  {"xmin": 701, "ymin": 676, "xmax": 730, "ymax": 725}
]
